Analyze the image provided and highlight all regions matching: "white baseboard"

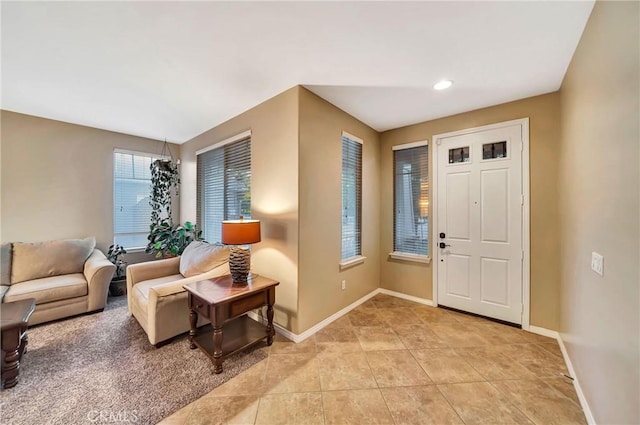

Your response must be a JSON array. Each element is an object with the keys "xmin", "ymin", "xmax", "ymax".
[
  {"xmin": 247, "ymin": 288, "xmax": 380, "ymax": 343},
  {"xmin": 248, "ymin": 288, "xmax": 432, "ymax": 344},
  {"xmin": 247, "ymin": 311, "xmax": 300, "ymax": 342},
  {"xmin": 557, "ymin": 334, "xmax": 596, "ymax": 425},
  {"xmin": 528, "ymin": 325, "xmax": 559, "ymax": 339},
  {"xmin": 377, "ymin": 288, "xmax": 434, "ymax": 306}
]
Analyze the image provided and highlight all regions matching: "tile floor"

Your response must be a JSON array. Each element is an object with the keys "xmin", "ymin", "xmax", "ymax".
[{"xmin": 160, "ymin": 294, "xmax": 586, "ymax": 425}]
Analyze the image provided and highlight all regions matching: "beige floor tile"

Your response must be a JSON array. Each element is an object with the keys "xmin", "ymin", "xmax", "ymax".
[
  {"xmin": 455, "ymin": 346, "xmax": 538, "ymax": 380},
  {"xmin": 381, "ymin": 386, "xmax": 463, "ymax": 425},
  {"xmin": 315, "ymin": 327, "xmax": 362, "ymax": 353},
  {"xmin": 536, "ymin": 342, "xmax": 563, "ymax": 358},
  {"xmin": 208, "ymin": 360, "xmax": 269, "ymax": 397},
  {"xmin": 365, "ymin": 350, "xmax": 432, "ymax": 387},
  {"xmin": 520, "ymin": 330, "xmax": 557, "ymax": 344},
  {"xmin": 377, "ymin": 307, "xmax": 423, "ymax": 325},
  {"xmin": 347, "ymin": 307, "xmax": 387, "ymax": 327},
  {"xmin": 471, "ymin": 323, "xmax": 531, "ymax": 345},
  {"xmin": 371, "ymin": 294, "xmax": 416, "ymax": 308},
  {"xmin": 499, "ymin": 344, "xmax": 569, "ymax": 378},
  {"xmin": 411, "ymin": 348, "xmax": 484, "ymax": 384},
  {"xmin": 392, "ymin": 324, "xmax": 448, "ymax": 349},
  {"xmin": 354, "ymin": 326, "xmax": 406, "ymax": 351},
  {"xmin": 497, "ymin": 343, "xmax": 547, "ymax": 361},
  {"xmin": 429, "ymin": 322, "xmax": 492, "ymax": 347},
  {"xmin": 269, "ymin": 334, "xmax": 316, "ymax": 355},
  {"xmin": 185, "ymin": 395, "xmax": 260, "ymax": 425},
  {"xmin": 516, "ymin": 358, "xmax": 569, "ymax": 379},
  {"xmin": 358, "ymin": 299, "xmax": 378, "ymax": 310},
  {"xmin": 255, "ymin": 392, "xmax": 324, "ymax": 425},
  {"xmin": 491, "ymin": 379, "xmax": 587, "ymax": 424},
  {"xmin": 446, "ymin": 310, "xmax": 493, "ymax": 325},
  {"xmin": 265, "ymin": 353, "xmax": 320, "ymax": 394},
  {"xmin": 317, "ymin": 351, "xmax": 378, "ymax": 390},
  {"xmin": 322, "ymin": 389, "xmax": 394, "ymax": 425},
  {"xmin": 542, "ymin": 376, "xmax": 582, "ymax": 407},
  {"xmin": 325, "ymin": 315, "xmax": 354, "ymax": 329},
  {"xmin": 162, "ymin": 294, "xmax": 587, "ymax": 424},
  {"xmin": 438, "ymin": 382, "xmax": 533, "ymax": 425},
  {"xmin": 411, "ymin": 305, "xmax": 459, "ymax": 323},
  {"xmin": 158, "ymin": 403, "xmax": 195, "ymax": 425}
]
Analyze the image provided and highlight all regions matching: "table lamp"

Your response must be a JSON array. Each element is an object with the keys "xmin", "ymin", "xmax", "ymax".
[{"xmin": 221, "ymin": 217, "xmax": 261, "ymax": 284}]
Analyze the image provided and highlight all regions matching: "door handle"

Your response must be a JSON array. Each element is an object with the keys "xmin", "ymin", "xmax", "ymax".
[{"xmin": 439, "ymin": 242, "xmax": 451, "ymax": 249}]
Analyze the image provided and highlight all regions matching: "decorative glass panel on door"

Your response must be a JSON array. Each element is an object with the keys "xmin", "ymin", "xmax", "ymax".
[
  {"xmin": 448, "ymin": 146, "xmax": 470, "ymax": 163},
  {"xmin": 482, "ymin": 141, "xmax": 507, "ymax": 160}
]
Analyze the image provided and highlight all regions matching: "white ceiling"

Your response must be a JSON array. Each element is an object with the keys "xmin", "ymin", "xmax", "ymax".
[{"xmin": 1, "ymin": 1, "xmax": 594, "ymax": 143}]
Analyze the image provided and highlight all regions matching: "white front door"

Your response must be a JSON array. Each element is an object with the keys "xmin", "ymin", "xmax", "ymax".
[{"xmin": 435, "ymin": 121, "xmax": 525, "ymax": 324}]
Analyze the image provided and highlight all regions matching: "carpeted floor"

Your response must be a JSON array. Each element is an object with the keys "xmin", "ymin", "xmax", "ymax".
[{"xmin": 0, "ymin": 296, "xmax": 269, "ymax": 424}]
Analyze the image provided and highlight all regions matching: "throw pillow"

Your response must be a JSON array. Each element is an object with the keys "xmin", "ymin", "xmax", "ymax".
[
  {"xmin": 11, "ymin": 237, "xmax": 96, "ymax": 284},
  {"xmin": 180, "ymin": 241, "xmax": 229, "ymax": 278},
  {"xmin": 1, "ymin": 243, "xmax": 11, "ymax": 285}
]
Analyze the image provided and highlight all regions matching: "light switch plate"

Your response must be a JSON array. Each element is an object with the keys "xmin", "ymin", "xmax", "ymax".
[{"xmin": 591, "ymin": 252, "xmax": 604, "ymax": 276}]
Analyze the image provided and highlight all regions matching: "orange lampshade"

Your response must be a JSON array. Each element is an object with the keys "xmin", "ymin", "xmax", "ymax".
[{"xmin": 221, "ymin": 219, "xmax": 261, "ymax": 245}]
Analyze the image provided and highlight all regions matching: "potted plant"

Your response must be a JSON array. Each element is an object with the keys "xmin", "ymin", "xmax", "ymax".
[
  {"xmin": 146, "ymin": 220, "xmax": 203, "ymax": 259},
  {"xmin": 107, "ymin": 244, "xmax": 127, "ymax": 296}
]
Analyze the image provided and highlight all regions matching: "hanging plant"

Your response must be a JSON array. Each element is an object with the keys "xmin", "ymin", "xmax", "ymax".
[
  {"xmin": 149, "ymin": 159, "xmax": 180, "ymax": 226},
  {"xmin": 145, "ymin": 140, "xmax": 186, "ymax": 258}
]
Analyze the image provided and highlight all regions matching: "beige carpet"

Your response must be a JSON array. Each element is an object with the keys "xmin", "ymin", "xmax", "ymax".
[{"xmin": 0, "ymin": 296, "xmax": 269, "ymax": 424}]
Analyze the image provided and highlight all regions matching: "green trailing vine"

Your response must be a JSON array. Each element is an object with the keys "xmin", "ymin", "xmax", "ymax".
[
  {"xmin": 149, "ymin": 160, "xmax": 180, "ymax": 226},
  {"xmin": 145, "ymin": 158, "xmax": 204, "ymax": 258}
]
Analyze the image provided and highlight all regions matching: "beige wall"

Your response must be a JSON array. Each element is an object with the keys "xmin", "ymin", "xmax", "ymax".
[
  {"xmin": 0, "ymin": 111, "xmax": 178, "ymax": 261},
  {"xmin": 297, "ymin": 87, "xmax": 380, "ymax": 332},
  {"xmin": 380, "ymin": 92, "xmax": 562, "ymax": 330},
  {"xmin": 558, "ymin": 1, "xmax": 639, "ymax": 423},
  {"xmin": 179, "ymin": 87, "xmax": 300, "ymax": 332}
]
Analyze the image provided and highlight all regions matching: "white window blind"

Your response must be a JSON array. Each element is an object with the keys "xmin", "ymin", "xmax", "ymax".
[
  {"xmin": 341, "ymin": 134, "xmax": 362, "ymax": 260},
  {"xmin": 113, "ymin": 151, "xmax": 156, "ymax": 249},
  {"xmin": 393, "ymin": 144, "xmax": 429, "ymax": 256},
  {"xmin": 197, "ymin": 137, "xmax": 251, "ymax": 243}
]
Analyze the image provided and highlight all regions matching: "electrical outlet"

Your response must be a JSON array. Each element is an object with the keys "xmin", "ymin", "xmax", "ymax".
[
  {"xmin": 341, "ymin": 280, "xmax": 346, "ymax": 290},
  {"xmin": 591, "ymin": 252, "xmax": 604, "ymax": 276}
]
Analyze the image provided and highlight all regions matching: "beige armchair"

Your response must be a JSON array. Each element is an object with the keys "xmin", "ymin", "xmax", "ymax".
[{"xmin": 127, "ymin": 253, "xmax": 230, "ymax": 346}]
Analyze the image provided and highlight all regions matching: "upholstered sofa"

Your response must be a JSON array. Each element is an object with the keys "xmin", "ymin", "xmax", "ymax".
[
  {"xmin": 127, "ymin": 242, "xmax": 230, "ymax": 346},
  {"xmin": 0, "ymin": 238, "xmax": 115, "ymax": 325}
]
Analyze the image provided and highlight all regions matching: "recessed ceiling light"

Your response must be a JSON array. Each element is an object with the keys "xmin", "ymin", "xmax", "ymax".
[{"xmin": 433, "ymin": 80, "xmax": 454, "ymax": 90}]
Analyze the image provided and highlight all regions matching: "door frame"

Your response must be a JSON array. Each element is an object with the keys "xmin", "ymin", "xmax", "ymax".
[{"xmin": 431, "ymin": 118, "xmax": 531, "ymax": 329}]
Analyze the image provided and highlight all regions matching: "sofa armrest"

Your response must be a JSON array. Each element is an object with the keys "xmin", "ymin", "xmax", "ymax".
[
  {"xmin": 0, "ymin": 285, "xmax": 9, "ymax": 303},
  {"xmin": 126, "ymin": 257, "xmax": 181, "ymax": 288},
  {"xmin": 84, "ymin": 249, "xmax": 116, "ymax": 311},
  {"xmin": 126, "ymin": 256, "xmax": 181, "ymax": 314},
  {"xmin": 151, "ymin": 262, "xmax": 230, "ymax": 299},
  {"xmin": 148, "ymin": 262, "xmax": 230, "ymax": 303}
]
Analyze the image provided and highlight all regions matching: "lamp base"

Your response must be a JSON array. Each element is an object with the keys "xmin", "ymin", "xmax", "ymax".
[{"xmin": 229, "ymin": 246, "xmax": 250, "ymax": 284}]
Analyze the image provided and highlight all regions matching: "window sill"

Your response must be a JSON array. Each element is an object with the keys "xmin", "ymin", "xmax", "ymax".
[
  {"xmin": 389, "ymin": 252, "xmax": 431, "ymax": 264},
  {"xmin": 122, "ymin": 247, "xmax": 147, "ymax": 254},
  {"xmin": 339, "ymin": 256, "xmax": 366, "ymax": 270}
]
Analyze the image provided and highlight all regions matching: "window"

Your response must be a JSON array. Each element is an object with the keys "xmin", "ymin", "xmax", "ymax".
[
  {"xmin": 197, "ymin": 134, "xmax": 251, "ymax": 243},
  {"xmin": 341, "ymin": 132, "xmax": 362, "ymax": 261},
  {"xmin": 113, "ymin": 151, "xmax": 156, "ymax": 249},
  {"xmin": 393, "ymin": 142, "xmax": 429, "ymax": 258}
]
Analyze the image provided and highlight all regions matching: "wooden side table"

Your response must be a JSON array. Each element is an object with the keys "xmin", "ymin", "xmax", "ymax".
[
  {"xmin": 1, "ymin": 298, "xmax": 36, "ymax": 389},
  {"xmin": 184, "ymin": 274, "xmax": 279, "ymax": 374}
]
